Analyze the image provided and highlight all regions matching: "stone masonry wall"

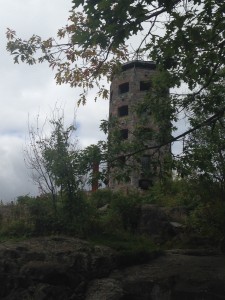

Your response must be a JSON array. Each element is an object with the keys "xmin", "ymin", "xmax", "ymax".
[{"xmin": 108, "ymin": 61, "xmax": 170, "ymax": 191}]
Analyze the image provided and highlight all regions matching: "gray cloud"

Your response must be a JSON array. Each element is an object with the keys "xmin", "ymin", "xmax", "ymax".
[{"xmin": 0, "ymin": 0, "xmax": 109, "ymax": 202}]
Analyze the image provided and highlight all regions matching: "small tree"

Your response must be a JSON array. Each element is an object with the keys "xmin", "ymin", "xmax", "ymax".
[
  {"xmin": 25, "ymin": 111, "xmax": 82, "ymax": 217},
  {"xmin": 25, "ymin": 116, "xmax": 58, "ymax": 212}
]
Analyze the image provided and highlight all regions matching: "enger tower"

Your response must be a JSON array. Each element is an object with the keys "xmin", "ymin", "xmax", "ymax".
[{"xmin": 108, "ymin": 60, "xmax": 171, "ymax": 192}]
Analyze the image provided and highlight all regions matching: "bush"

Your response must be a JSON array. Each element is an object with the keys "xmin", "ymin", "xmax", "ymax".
[
  {"xmin": 95, "ymin": 210, "xmax": 123, "ymax": 235},
  {"xmin": 188, "ymin": 201, "xmax": 225, "ymax": 242},
  {"xmin": 0, "ymin": 219, "xmax": 34, "ymax": 237},
  {"xmin": 86, "ymin": 191, "xmax": 143, "ymax": 236},
  {"xmin": 110, "ymin": 191, "xmax": 143, "ymax": 232},
  {"xmin": 19, "ymin": 195, "xmax": 58, "ymax": 235},
  {"xmin": 89, "ymin": 189, "xmax": 115, "ymax": 208},
  {"xmin": 140, "ymin": 177, "xmax": 223, "ymax": 210},
  {"xmin": 89, "ymin": 231, "xmax": 160, "ymax": 267}
]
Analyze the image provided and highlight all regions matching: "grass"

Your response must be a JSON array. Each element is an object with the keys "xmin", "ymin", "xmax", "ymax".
[{"xmin": 88, "ymin": 231, "xmax": 163, "ymax": 267}]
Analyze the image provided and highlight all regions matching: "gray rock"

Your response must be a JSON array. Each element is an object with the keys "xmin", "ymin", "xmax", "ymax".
[
  {"xmin": 85, "ymin": 278, "xmax": 123, "ymax": 300},
  {"xmin": 0, "ymin": 237, "xmax": 117, "ymax": 299},
  {"xmin": 0, "ymin": 236, "xmax": 224, "ymax": 299},
  {"xmin": 109, "ymin": 251, "xmax": 225, "ymax": 300}
]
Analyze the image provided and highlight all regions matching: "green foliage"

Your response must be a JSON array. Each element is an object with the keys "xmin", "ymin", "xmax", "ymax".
[
  {"xmin": 0, "ymin": 191, "xmax": 141, "ymax": 239},
  {"xmin": 111, "ymin": 192, "xmax": 142, "ymax": 232},
  {"xmin": 87, "ymin": 190, "xmax": 143, "ymax": 235},
  {"xmin": 41, "ymin": 118, "xmax": 82, "ymax": 217},
  {"xmin": 90, "ymin": 209, "xmax": 123, "ymax": 236},
  {"xmin": 139, "ymin": 177, "xmax": 225, "ymax": 245},
  {"xmin": 0, "ymin": 219, "xmax": 34, "ymax": 238},
  {"xmin": 0, "ymin": 193, "xmax": 94, "ymax": 238},
  {"xmin": 56, "ymin": 191, "xmax": 93, "ymax": 235},
  {"xmin": 142, "ymin": 176, "xmax": 225, "ymax": 209},
  {"xmin": 83, "ymin": 191, "xmax": 123, "ymax": 236},
  {"xmin": 0, "ymin": 197, "xmax": 36, "ymax": 237},
  {"xmin": 24, "ymin": 195, "xmax": 59, "ymax": 235},
  {"xmin": 89, "ymin": 189, "xmax": 115, "ymax": 208},
  {"xmin": 71, "ymin": 0, "xmax": 150, "ymax": 50},
  {"xmin": 178, "ymin": 113, "xmax": 225, "ymax": 201},
  {"xmin": 140, "ymin": 178, "xmax": 189, "ymax": 207},
  {"xmin": 188, "ymin": 201, "xmax": 225, "ymax": 242},
  {"xmin": 78, "ymin": 142, "xmax": 108, "ymax": 188},
  {"xmin": 153, "ymin": 1, "xmax": 225, "ymax": 92},
  {"xmin": 26, "ymin": 113, "xmax": 87, "ymax": 220},
  {"xmin": 1, "ymin": 180, "xmax": 225, "ymax": 249},
  {"xmin": 89, "ymin": 232, "xmax": 160, "ymax": 267},
  {"xmin": 10, "ymin": 195, "xmax": 59, "ymax": 236}
]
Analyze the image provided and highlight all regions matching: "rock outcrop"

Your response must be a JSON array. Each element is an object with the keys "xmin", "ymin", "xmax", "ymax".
[
  {"xmin": 88, "ymin": 249, "xmax": 225, "ymax": 300},
  {"xmin": 0, "ymin": 236, "xmax": 116, "ymax": 299},
  {"xmin": 0, "ymin": 237, "xmax": 224, "ymax": 299}
]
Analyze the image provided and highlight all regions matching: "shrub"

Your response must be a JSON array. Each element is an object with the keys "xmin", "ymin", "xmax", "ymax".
[
  {"xmin": 50, "ymin": 191, "xmax": 99, "ymax": 236},
  {"xmin": 89, "ymin": 189, "xmax": 115, "ymax": 208},
  {"xmin": 111, "ymin": 192, "xmax": 143, "ymax": 232},
  {"xmin": 89, "ymin": 231, "xmax": 160, "ymax": 267},
  {"xmin": 86, "ymin": 191, "xmax": 143, "ymax": 236},
  {"xmin": 19, "ymin": 195, "xmax": 58, "ymax": 235},
  {"xmin": 188, "ymin": 201, "xmax": 225, "ymax": 242},
  {"xmin": 0, "ymin": 219, "xmax": 34, "ymax": 237}
]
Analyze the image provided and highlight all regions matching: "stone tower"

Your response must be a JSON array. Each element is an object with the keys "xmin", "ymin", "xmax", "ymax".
[{"xmin": 108, "ymin": 60, "xmax": 170, "ymax": 191}]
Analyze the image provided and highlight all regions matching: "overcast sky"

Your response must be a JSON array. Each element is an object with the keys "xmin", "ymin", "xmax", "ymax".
[{"xmin": 0, "ymin": 0, "xmax": 109, "ymax": 202}]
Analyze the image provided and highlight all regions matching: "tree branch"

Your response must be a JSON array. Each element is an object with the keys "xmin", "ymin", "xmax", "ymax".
[{"xmin": 112, "ymin": 106, "xmax": 225, "ymax": 161}]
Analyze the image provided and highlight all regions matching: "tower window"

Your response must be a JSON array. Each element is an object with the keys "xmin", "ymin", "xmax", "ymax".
[
  {"xmin": 118, "ymin": 155, "xmax": 126, "ymax": 166},
  {"xmin": 140, "ymin": 81, "xmax": 151, "ymax": 91},
  {"xmin": 118, "ymin": 105, "xmax": 128, "ymax": 117},
  {"xmin": 119, "ymin": 82, "xmax": 129, "ymax": 94},
  {"xmin": 141, "ymin": 155, "xmax": 151, "ymax": 171},
  {"xmin": 120, "ymin": 129, "xmax": 128, "ymax": 140},
  {"xmin": 139, "ymin": 179, "xmax": 152, "ymax": 190}
]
